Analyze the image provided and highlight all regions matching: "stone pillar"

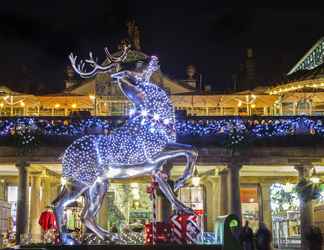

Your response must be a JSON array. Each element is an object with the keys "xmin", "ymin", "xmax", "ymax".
[
  {"xmin": 295, "ymin": 165, "xmax": 313, "ymax": 250},
  {"xmin": 260, "ymin": 182, "xmax": 272, "ymax": 231},
  {"xmin": 205, "ymin": 177, "xmax": 219, "ymax": 231},
  {"xmin": 29, "ymin": 173, "xmax": 42, "ymax": 242},
  {"xmin": 41, "ymin": 175, "xmax": 52, "ymax": 210},
  {"xmin": 227, "ymin": 162, "xmax": 242, "ymax": 222},
  {"xmin": 218, "ymin": 169, "xmax": 228, "ymax": 215},
  {"xmin": 98, "ymin": 194, "xmax": 109, "ymax": 230},
  {"xmin": 16, "ymin": 161, "xmax": 30, "ymax": 244}
]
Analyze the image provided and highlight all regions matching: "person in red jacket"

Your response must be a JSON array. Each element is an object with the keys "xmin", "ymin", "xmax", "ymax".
[{"xmin": 38, "ymin": 206, "xmax": 57, "ymax": 242}]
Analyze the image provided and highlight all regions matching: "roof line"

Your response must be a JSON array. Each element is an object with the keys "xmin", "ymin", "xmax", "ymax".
[{"xmin": 287, "ymin": 36, "xmax": 324, "ymax": 75}]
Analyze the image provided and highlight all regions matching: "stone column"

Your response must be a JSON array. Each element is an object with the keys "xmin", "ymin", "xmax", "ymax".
[
  {"xmin": 227, "ymin": 162, "xmax": 242, "ymax": 222},
  {"xmin": 218, "ymin": 169, "xmax": 228, "ymax": 215},
  {"xmin": 295, "ymin": 164, "xmax": 313, "ymax": 250},
  {"xmin": 41, "ymin": 175, "xmax": 52, "ymax": 210},
  {"xmin": 29, "ymin": 173, "xmax": 42, "ymax": 242},
  {"xmin": 260, "ymin": 182, "xmax": 272, "ymax": 231},
  {"xmin": 16, "ymin": 161, "xmax": 30, "ymax": 244},
  {"xmin": 98, "ymin": 194, "xmax": 109, "ymax": 230},
  {"xmin": 205, "ymin": 177, "xmax": 219, "ymax": 231}
]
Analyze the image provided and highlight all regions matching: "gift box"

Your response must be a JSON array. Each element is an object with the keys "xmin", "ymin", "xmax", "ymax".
[
  {"xmin": 144, "ymin": 222, "xmax": 172, "ymax": 245},
  {"xmin": 170, "ymin": 213, "xmax": 201, "ymax": 244}
]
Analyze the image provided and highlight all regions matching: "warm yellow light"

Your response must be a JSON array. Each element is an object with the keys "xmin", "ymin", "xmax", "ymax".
[
  {"xmin": 20, "ymin": 101, "xmax": 25, "ymax": 107},
  {"xmin": 0, "ymin": 103, "xmax": 3, "ymax": 108},
  {"xmin": 238, "ymin": 101, "xmax": 242, "ymax": 107},
  {"xmin": 310, "ymin": 176, "xmax": 320, "ymax": 184},
  {"xmin": 71, "ymin": 103, "xmax": 77, "ymax": 108},
  {"xmin": 54, "ymin": 104, "xmax": 60, "ymax": 108},
  {"xmin": 192, "ymin": 176, "xmax": 201, "ymax": 187},
  {"xmin": 60, "ymin": 177, "xmax": 67, "ymax": 186},
  {"xmin": 251, "ymin": 94, "xmax": 256, "ymax": 99},
  {"xmin": 89, "ymin": 95, "xmax": 95, "ymax": 100},
  {"xmin": 3, "ymin": 95, "xmax": 9, "ymax": 100},
  {"xmin": 251, "ymin": 103, "xmax": 256, "ymax": 108}
]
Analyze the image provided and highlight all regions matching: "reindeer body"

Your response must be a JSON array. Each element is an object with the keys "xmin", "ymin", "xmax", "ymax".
[
  {"xmin": 62, "ymin": 81, "xmax": 176, "ymax": 185},
  {"xmin": 53, "ymin": 49, "xmax": 197, "ymax": 245}
]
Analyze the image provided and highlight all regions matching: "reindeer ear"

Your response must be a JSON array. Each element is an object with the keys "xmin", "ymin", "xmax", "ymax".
[{"xmin": 118, "ymin": 79, "xmax": 144, "ymax": 104}]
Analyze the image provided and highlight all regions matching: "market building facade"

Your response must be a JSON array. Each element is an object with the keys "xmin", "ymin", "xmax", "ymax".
[{"xmin": 0, "ymin": 37, "xmax": 323, "ymax": 249}]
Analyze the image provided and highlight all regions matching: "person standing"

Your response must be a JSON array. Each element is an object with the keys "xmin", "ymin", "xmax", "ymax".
[
  {"xmin": 240, "ymin": 220, "xmax": 254, "ymax": 250},
  {"xmin": 255, "ymin": 222, "xmax": 272, "ymax": 250}
]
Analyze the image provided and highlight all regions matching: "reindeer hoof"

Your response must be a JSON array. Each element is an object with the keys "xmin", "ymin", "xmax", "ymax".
[{"xmin": 61, "ymin": 233, "xmax": 81, "ymax": 245}]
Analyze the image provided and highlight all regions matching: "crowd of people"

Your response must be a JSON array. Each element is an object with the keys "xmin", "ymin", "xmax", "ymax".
[
  {"xmin": 240, "ymin": 220, "xmax": 323, "ymax": 250},
  {"xmin": 240, "ymin": 221, "xmax": 272, "ymax": 250}
]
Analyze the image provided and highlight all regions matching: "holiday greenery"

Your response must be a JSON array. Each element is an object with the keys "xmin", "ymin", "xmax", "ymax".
[
  {"xmin": 0, "ymin": 116, "xmax": 323, "ymax": 145},
  {"xmin": 294, "ymin": 178, "xmax": 321, "ymax": 202},
  {"xmin": 270, "ymin": 183, "xmax": 299, "ymax": 215}
]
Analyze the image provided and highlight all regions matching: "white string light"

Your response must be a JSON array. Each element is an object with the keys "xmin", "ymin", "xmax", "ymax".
[{"xmin": 62, "ymin": 56, "xmax": 176, "ymax": 185}]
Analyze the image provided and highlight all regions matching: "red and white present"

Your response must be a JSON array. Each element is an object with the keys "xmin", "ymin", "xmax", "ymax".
[
  {"xmin": 144, "ymin": 222, "xmax": 172, "ymax": 245},
  {"xmin": 170, "ymin": 213, "xmax": 201, "ymax": 244}
]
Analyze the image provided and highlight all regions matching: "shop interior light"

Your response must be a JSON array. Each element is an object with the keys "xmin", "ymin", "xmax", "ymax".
[
  {"xmin": 89, "ymin": 95, "xmax": 95, "ymax": 101},
  {"xmin": 54, "ymin": 104, "xmax": 60, "ymax": 108},
  {"xmin": 60, "ymin": 177, "xmax": 67, "ymax": 186},
  {"xmin": 0, "ymin": 103, "xmax": 3, "ymax": 108},
  {"xmin": 192, "ymin": 166, "xmax": 200, "ymax": 187},
  {"xmin": 310, "ymin": 167, "xmax": 320, "ymax": 184},
  {"xmin": 20, "ymin": 101, "xmax": 25, "ymax": 107}
]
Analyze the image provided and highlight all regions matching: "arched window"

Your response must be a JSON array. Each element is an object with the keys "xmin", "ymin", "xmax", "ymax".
[{"xmin": 296, "ymin": 99, "xmax": 311, "ymax": 115}]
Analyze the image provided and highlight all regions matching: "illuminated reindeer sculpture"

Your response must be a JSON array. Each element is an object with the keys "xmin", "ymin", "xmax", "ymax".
[{"xmin": 52, "ymin": 45, "xmax": 198, "ymax": 245}]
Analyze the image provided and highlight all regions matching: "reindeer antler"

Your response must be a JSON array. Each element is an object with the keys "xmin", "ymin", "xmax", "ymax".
[{"xmin": 69, "ymin": 44, "xmax": 130, "ymax": 78}]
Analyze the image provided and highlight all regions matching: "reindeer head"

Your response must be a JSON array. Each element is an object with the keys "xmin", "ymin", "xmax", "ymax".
[{"xmin": 69, "ymin": 44, "xmax": 130, "ymax": 78}]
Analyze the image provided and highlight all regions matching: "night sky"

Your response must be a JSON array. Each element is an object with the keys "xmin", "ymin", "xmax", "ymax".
[{"xmin": 0, "ymin": 3, "xmax": 323, "ymax": 93}]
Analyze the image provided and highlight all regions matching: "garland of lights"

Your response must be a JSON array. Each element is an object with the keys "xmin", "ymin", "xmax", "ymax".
[{"xmin": 0, "ymin": 117, "xmax": 323, "ymax": 143}]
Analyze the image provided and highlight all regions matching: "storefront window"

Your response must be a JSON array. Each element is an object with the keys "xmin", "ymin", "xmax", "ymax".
[
  {"xmin": 7, "ymin": 186, "xmax": 17, "ymax": 232},
  {"xmin": 240, "ymin": 186, "xmax": 259, "ymax": 232},
  {"xmin": 270, "ymin": 183, "xmax": 300, "ymax": 247},
  {"xmin": 178, "ymin": 185, "xmax": 205, "ymax": 231},
  {"xmin": 107, "ymin": 183, "xmax": 152, "ymax": 233}
]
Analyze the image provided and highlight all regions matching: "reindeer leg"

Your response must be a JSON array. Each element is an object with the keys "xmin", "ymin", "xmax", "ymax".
[
  {"xmin": 82, "ymin": 179, "xmax": 119, "ymax": 242},
  {"xmin": 154, "ymin": 172, "xmax": 195, "ymax": 215},
  {"xmin": 52, "ymin": 180, "xmax": 88, "ymax": 245},
  {"xmin": 150, "ymin": 143, "xmax": 198, "ymax": 192}
]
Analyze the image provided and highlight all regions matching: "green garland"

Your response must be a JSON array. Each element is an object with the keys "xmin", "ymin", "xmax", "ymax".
[
  {"xmin": 11, "ymin": 124, "xmax": 41, "ymax": 156},
  {"xmin": 294, "ymin": 178, "xmax": 321, "ymax": 203}
]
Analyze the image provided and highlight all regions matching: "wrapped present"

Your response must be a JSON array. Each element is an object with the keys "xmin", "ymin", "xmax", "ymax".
[
  {"xmin": 170, "ymin": 213, "xmax": 201, "ymax": 244},
  {"xmin": 144, "ymin": 222, "xmax": 171, "ymax": 245}
]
